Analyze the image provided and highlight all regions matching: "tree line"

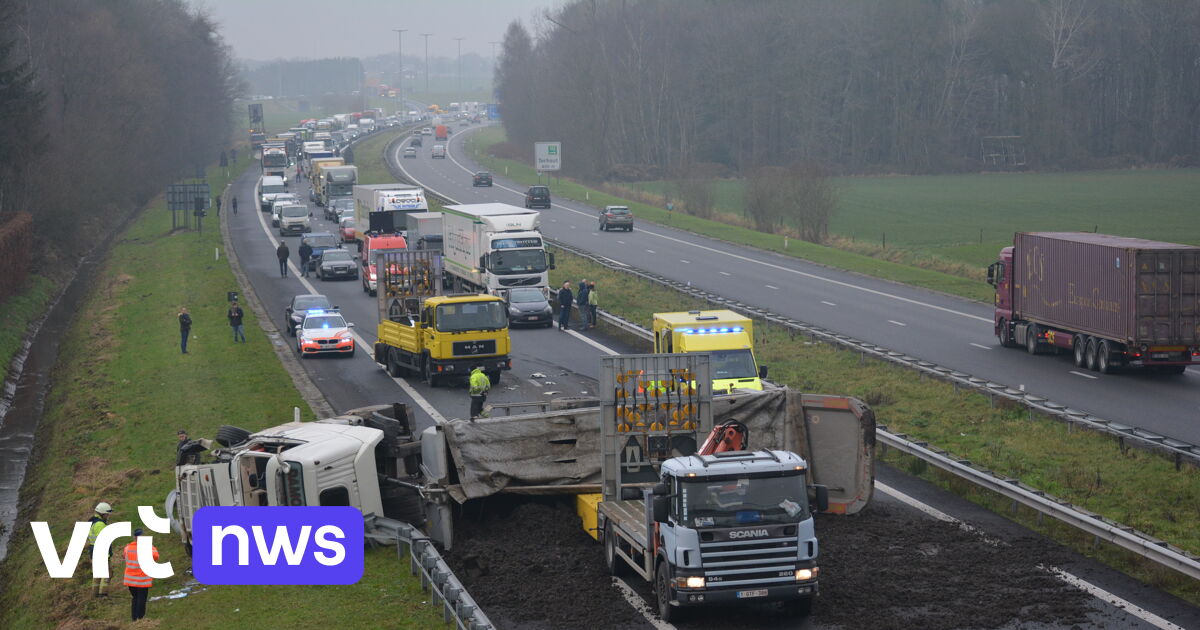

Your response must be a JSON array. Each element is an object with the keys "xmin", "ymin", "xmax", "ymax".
[
  {"xmin": 496, "ymin": 0, "xmax": 1200, "ymax": 180},
  {"xmin": 0, "ymin": 0, "xmax": 239, "ymax": 295}
]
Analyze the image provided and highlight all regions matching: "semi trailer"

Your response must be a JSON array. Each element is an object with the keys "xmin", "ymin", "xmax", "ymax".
[
  {"xmin": 988, "ymin": 232, "xmax": 1200, "ymax": 374},
  {"xmin": 441, "ymin": 203, "xmax": 554, "ymax": 294}
]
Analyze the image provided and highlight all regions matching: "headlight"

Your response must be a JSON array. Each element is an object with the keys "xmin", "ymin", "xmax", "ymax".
[
  {"xmin": 672, "ymin": 576, "xmax": 705, "ymax": 589},
  {"xmin": 336, "ymin": 331, "xmax": 353, "ymax": 340},
  {"xmin": 795, "ymin": 567, "xmax": 819, "ymax": 581},
  {"xmin": 509, "ymin": 307, "xmax": 520, "ymax": 315}
]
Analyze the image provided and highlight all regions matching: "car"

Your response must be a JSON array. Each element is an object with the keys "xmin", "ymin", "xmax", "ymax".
[
  {"xmin": 599, "ymin": 205, "xmax": 634, "ymax": 232},
  {"xmin": 285, "ymin": 294, "xmax": 333, "ymax": 337},
  {"xmin": 327, "ymin": 197, "xmax": 353, "ymax": 221},
  {"xmin": 505, "ymin": 287, "xmax": 553, "ymax": 327},
  {"xmin": 421, "ymin": 127, "xmax": 432, "ymax": 136},
  {"xmin": 339, "ymin": 217, "xmax": 357, "ymax": 244},
  {"xmin": 472, "ymin": 171, "xmax": 493, "ymax": 187},
  {"xmin": 403, "ymin": 147, "xmax": 417, "ymax": 159},
  {"xmin": 525, "ymin": 186, "xmax": 551, "ymax": 209},
  {"xmin": 301, "ymin": 232, "xmax": 341, "ymax": 270},
  {"xmin": 431, "ymin": 145, "xmax": 446, "ymax": 159},
  {"xmin": 410, "ymin": 136, "xmax": 423, "ymax": 147},
  {"xmin": 296, "ymin": 309, "xmax": 355, "ymax": 358},
  {"xmin": 315, "ymin": 248, "xmax": 358, "ymax": 280}
]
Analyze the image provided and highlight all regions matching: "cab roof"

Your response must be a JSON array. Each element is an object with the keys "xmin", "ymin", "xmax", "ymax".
[
  {"xmin": 654, "ymin": 310, "xmax": 752, "ymax": 327},
  {"xmin": 427, "ymin": 293, "xmax": 503, "ymax": 305},
  {"xmin": 663, "ymin": 449, "xmax": 807, "ymax": 475}
]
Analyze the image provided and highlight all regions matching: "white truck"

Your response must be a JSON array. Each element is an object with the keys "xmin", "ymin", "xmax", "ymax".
[
  {"xmin": 359, "ymin": 118, "xmax": 376, "ymax": 133},
  {"xmin": 441, "ymin": 203, "xmax": 554, "ymax": 294},
  {"xmin": 406, "ymin": 212, "xmax": 443, "ymax": 252},
  {"xmin": 320, "ymin": 165, "xmax": 359, "ymax": 207},
  {"xmin": 353, "ymin": 184, "xmax": 428, "ymax": 236}
]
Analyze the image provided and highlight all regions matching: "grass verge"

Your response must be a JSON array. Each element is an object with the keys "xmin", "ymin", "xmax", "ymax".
[
  {"xmin": 0, "ymin": 154, "xmax": 447, "ymax": 628},
  {"xmin": 466, "ymin": 127, "xmax": 991, "ymax": 302},
  {"xmin": 0, "ymin": 275, "xmax": 56, "ymax": 372},
  {"xmin": 354, "ymin": 127, "xmax": 413, "ymax": 186},
  {"xmin": 548, "ymin": 248, "xmax": 1200, "ymax": 605}
]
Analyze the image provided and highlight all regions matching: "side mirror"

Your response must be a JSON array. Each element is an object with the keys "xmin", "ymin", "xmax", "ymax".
[
  {"xmin": 651, "ymin": 495, "xmax": 669, "ymax": 523},
  {"xmin": 652, "ymin": 482, "xmax": 668, "ymax": 496},
  {"xmin": 812, "ymin": 484, "xmax": 829, "ymax": 513},
  {"xmin": 348, "ymin": 323, "xmax": 356, "ymax": 328},
  {"xmin": 758, "ymin": 365, "xmax": 769, "ymax": 380},
  {"xmin": 986, "ymin": 263, "xmax": 998, "ymax": 287},
  {"xmin": 333, "ymin": 305, "xmax": 340, "ymax": 310},
  {"xmin": 478, "ymin": 255, "xmax": 487, "ymax": 271},
  {"xmin": 548, "ymin": 252, "xmax": 556, "ymax": 270}
]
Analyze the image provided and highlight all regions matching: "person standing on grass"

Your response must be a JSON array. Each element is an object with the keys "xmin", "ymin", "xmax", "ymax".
[
  {"xmin": 87, "ymin": 502, "xmax": 114, "ymax": 597},
  {"xmin": 123, "ymin": 529, "xmax": 159, "ymax": 622},
  {"xmin": 178, "ymin": 307, "xmax": 192, "ymax": 354},
  {"xmin": 228, "ymin": 300, "xmax": 246, "ymax": 343},
  {"xmin": 557, "ymin": 281, "xmax": 573, "ymax": 331},
  {"xmin": 587, "ymin": 281, "xmax": 598, "ymax": 329},
  {"xmin": 276, "ymin": 241, "xmax": 290, "ymax": 277}
]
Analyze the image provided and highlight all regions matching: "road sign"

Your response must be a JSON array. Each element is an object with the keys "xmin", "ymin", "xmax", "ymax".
[
  {"xmin": 534, "ymin": 142, "xmax": 561, "ymax": 172},
  {"xmin": 167, "ymin": 182, "xmax": 211, "ymax": 212}
]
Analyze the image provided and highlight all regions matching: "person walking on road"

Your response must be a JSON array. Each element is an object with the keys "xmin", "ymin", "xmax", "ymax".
[
  {"xmin": 276, "ymin": 241, "xmax": 290, "ymax": 277},
  {"xmin": 123, "ymin": 529, "xmax": 159, "ymax": 622},
  {"xmin": 587, "ymin": 281, "xmax": 598, "ymax": 329},
  {"xmin": 299, "ymin": 240, "xmax": 313, "ymax": 277},
  {"xmin": 557, "ymin": 282, "xmax": 574, "ymax": 331},
  {"xmin": 87, "ymin": 502, "xmax": 114, "ymax": 597},
  {"xmin": 178, "ymin": 307, "xmax": 192, "ymax": 354},
  {"xmin": 231, "ymin": 196, "xmax": 238, "ymax": 215},
  {"xmin": 468, "ymin": 364, "xmax": 491, "ymax": 420},
  {"xmin": 575, "ymin": 280, "xmax": 590, "ymax": 330},
  {"xmin": 227, "ymin": 301, "xmax": 246, "ymax": 343}
]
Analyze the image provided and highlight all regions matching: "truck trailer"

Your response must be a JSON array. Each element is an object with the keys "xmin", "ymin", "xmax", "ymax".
[
  {"xmin": 353, "ymin": 184, "xmax": 428, "ymax": 235},
  {"xmin": 441, "ymin": 203, "xmax": 554, "ymax": 294},
  {"xmin": 988, "ymin": 232, "xmax": 1200, "ymax": 374}
]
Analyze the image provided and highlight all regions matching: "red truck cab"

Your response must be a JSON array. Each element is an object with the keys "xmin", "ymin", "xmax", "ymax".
[{"xmin": 360, "ymin": 233, "xmax": 408, "ymax": 296}]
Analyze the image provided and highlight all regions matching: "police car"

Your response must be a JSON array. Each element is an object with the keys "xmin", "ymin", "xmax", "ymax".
[{"xmin": 295, "ymin": 309, "xmax": 355, "ymax": 358}]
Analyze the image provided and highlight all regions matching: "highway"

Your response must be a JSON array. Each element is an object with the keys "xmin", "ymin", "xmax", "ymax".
[
  {"xmin": 222, "ymin": 137, "xmax": 1198, "ymax": 629},
  {"xmin": 395, "ymin": 124, "xmax": 1200, "ymax": 446}
]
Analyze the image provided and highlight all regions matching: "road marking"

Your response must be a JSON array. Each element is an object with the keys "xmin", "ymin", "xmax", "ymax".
[
  {"xmin": 250, "ymin": 186, "xmax": 447, "ymax": 425},
  {"xmin": 877, "ymin": 482, "xmax": 1181, "ymax": 630},
  {"xmin": 613, "ymin": 577, "xmax": 676, "ymax": 630},
  {"xmin": 565, "ymin": 327, "xmax": 619, "ymax": 355},
  {"xmin": 617, "ymin": 240, "xmax": 626, "ymax": 244},
  {"xmin": 679, "ymin": 259, "xmax": 690, "ymax": 264},
  {"xmin": 646, "ymin": 249, "xmax": 656, "ymax": 254},
  {"xmin": 719, "ymin": 271, "xmax": 731, "ymax": 276},
  {"xmin": 766, "ymin": 285, "xmax": 779, "ymax": 290},
  {"xmin": 821, "ymin": 300, "xmax": 836, "ymax": 307},
  {"xmin": 527, "ymin": 379, "xmax": 544, "ymax": 388},
  {"xmin": 601, "ymin": 257, "xmax": 629, "ymax": 268},
  {"xmin": 888, "ymin": 320, "xmax": 907, "ymax": 327},
  {"xmin": 1069, "ymin": 370, "xmax": 1098, "ymax": 380},
  {"xmin": 440, "ymin": 134, "xmax": 992, "ymax": 323},
  {"xmin": 969, "ymin": 343, "xmax": 992, "ymax": 350}
]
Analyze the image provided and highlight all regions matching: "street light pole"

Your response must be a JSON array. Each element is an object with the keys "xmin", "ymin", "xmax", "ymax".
[
  {"xmin": 454, "ymin": 37, "xmax": 465, "ymax": 95},
  {"xmin": 420, "ymin": 33, "xmax": 433, "ymax": 93},
  {"xmin": 393, "ymin": 28, "xmax": 407, "ymax": 111}
]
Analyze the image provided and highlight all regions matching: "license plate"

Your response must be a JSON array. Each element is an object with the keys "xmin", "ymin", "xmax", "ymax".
[
  {"xmin": 527, "ymin": 316, "xmax": 539, "ymax": 321},
  {"xmin": 1152, "ymin": 353, "xmax": 1170, "ymax": 359},
  {"xmin": 736, "ymin": 589, "xmax": 768, "ymax": 599}
]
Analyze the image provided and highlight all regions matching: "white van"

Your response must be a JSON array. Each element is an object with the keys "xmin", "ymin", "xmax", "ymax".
[{"xmin": 259, "ymin": 176, "xmax": 287, "ymax": 212}]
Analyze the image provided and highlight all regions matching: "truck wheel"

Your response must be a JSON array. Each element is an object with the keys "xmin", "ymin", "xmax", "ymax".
[
  {"xmin": 1073, "ymin": 337, "xmax": 1087, "ymax": 367},
  {"xmin": 604, "ymin": 522, "xmax": 628, "ymax": 577},
  {"xmin": 1097, "ymin": 341, "xmax": 1113, "ymax": 374},
  {"xmin": 1085, "ymin": 338, "xmax": 1099, "ymax": 371},
  {"xmin": 1025, "ymin": 325, "xmax": 1039, "ymax": 355},
  {"xmin": 423, "ymin": 359, "xmax": 440, "ymax": 388},
  {"xmin": 487, "ymin": 371, "xmax": 501, "ymax": 386},
  {"xmin": 655, "ymin": 560, "xmax": 678, "ymax": 623},
  {"xmin": 215, "ymin": 425, "xmax": 252, "ymax": 448},
  {"xmin": 998, "ymin": 319, "xmax": 1015, "ymax": 348},
  {"xmin": 782, "ymin": 596, "xmax": 813, "ymax": 617}
]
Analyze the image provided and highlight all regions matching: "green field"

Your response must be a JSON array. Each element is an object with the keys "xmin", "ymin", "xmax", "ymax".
[
  {"xmin": 0, "ymin": 275, "xmax": 56, "ymax": 375},
  {"xmin": 0, "ymin": 154, "xmax": 445, "ymax": 629},
  {"xmin": 629, "ymin": 169, "xmax": 1200, "ymax": 270}
]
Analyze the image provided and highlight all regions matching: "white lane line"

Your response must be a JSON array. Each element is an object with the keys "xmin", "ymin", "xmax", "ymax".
[
  {"xmin": 765, "ymin": 285, "xmax": 779, "ymax": 290},
  {"xmin": 613, "ymin": 577, "xmax": 676, "ymax": 630},
  {"xmin": 1069, "ymin": 370, "xmax": 1099, "ymax": 380},
  {"xmin": 617, "ymin": 240, "xmax": 626, "ymax": 244},
  {"xmin": 888, "ymin": 320, "xmax": 907, "ymax": 327},
  {"xmin": 969, "ymin": 343, "xmax": 992, "ymax": 350},
  {"xmin": 441, "ymin": 134, "xmax": 991, "ymax": 323},
  {"xmin": 646, "ymin": 249, "xmax": 656, "ymax": 254},
  {"xmin": 876, "ymin": 482, "xmax": 1180, "ymax": 630},
  {"xmin": 719, "ymin": 271, "xmax": 731, "ymax": 276},
  {"xmin": 565, "ymin": 326, "xmax": 619, "ymax": 355},
  {"xmin": 679, "ymin": 259, "xmax": 690, "ymax": 264},
  {"xmin": 250, "ymin": 187, "xmax": 447, "ymax": 424},
  {"xmin": 821, "ymin": 300, "xmax": 837, "ymax": 307},
  {"xmin": 601, "ymin": 257, "xmax": 629, "ymax": 268},
  {"xmin": 527, "ymin": 378, "xmax": 544, "ymax": 388}
]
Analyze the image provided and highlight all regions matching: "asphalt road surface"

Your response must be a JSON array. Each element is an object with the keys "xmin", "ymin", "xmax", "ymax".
[{"xmin": 394, "ymin": 124, "xmax": 1200, "ymax": 447}]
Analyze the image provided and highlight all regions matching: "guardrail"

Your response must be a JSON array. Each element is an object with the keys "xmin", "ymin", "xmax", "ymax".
[
  {"xmin": 382, "ymin": 134, "xmax": 1200, "ymax": 582},
  {"xmin": 367, "ymin": 516, "xmax": 496, "ymax": 630}
]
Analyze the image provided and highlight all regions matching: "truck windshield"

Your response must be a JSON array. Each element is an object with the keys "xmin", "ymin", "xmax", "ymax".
[
  {"xmin": 276, "ymin": 461, "xmax": 306, "ymax": 507},
  {"xmin": 436, "ymin": 301, "xmax": 507, "ymax": 332},
  {"xmin": 282, "ymin": 206, "xmax": 307, "ymax": 218},
  {"xmin": 328, "ymin": 183, "xmax": 354, "ymax": 196},
  {"xmin": 263, "ymin": 153, "xmax": 288, "ymax": 167},
  {"xmin": 680, "ymin": 473, "xmax": 807, "ymax": 528},
  {"xmin": 262, "ymin": 184, "xmax": 286, "ymax": 194},
  {"xmin": 490, "ymin": 249, "xmax": 548, "ymax": 275},
  {"xmin": 709, "ymin": 348, "xmax": 758, "ymax": 380}
]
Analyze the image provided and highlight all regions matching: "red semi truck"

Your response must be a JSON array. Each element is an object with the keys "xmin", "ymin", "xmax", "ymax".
[
  {"xmin": 434, "ymin": 124, "xmax": 448, "ymax": 141},
  {"xmin": 988, "ymin": 232, "xmax": 1200, "ymax": 374}
]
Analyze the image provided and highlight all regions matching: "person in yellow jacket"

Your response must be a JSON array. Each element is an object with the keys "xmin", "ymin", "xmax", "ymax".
[
  {"xmin": 87, "ymin": 502, "xmax": 113, "ymax": 597},
  {"xmin": 468, "ymin": 364, "xmax": 491, "ymax": 420},
  {"xmin": 123, "ymin": 529, "xmax": 159, "ymax": 622}
]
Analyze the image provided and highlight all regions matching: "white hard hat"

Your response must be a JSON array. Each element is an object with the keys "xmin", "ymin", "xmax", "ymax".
[{"xmin": 95, "ymin": 502, "xmax": 113, "ymax": 515}]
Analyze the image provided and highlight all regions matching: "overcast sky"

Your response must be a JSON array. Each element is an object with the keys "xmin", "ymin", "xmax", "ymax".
[{"xmin": 195, "ymin": 0, "xmax": 568, "ymax": 61}]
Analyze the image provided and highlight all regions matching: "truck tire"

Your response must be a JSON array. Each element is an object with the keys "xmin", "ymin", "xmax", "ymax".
[
  {"xmin": 215, "ymin": 425, "xmax": 252, "ymax": 448},
  {"xmin": 655, "ymin": 560, "xmax": 679, "ymax": 623},
  {"xmin": 1085, "ymin": 338, "xmax": 1099, "ymax": 371},
  {"xmin": 386, "ymin": 351, "xmax": 402, "ymax": 377},
  {"xmin": 1073, "ymin": 337, "xmax": 1087, "ymax": 367},
  {"xmin": 423, "ymin": 358, "xmax": 440, "ymax": 388},
  {"xmin": 487, "ymin": 370, "xmax": 501, "ymax": 386},
  {"xmin": 604, "ymin": 522, "xmax": 628, "ymax": 577},
  {"xmin": 1025, "ymin": 325, "xmax": 1039, "ymax": 355},
  {"xmin": 998, "ymin": 319, "xmax": 1015, "ymax": 348},
  {"xmin": 1097, "ymin": 341, "xmax": 1113, "ymax": 374}
]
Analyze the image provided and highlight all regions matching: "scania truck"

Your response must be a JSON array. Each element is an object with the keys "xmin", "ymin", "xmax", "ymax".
[
  {"xmin": 441, "ymin": 203, "xmax": 554, "ymax": 294},
  {"xmin": 988, "ymin": 232, "xmax": 1200, "ymax": 374},
  {"xmin": 653, "ymin": 310, "xmax": 767, "ymax": 393}
]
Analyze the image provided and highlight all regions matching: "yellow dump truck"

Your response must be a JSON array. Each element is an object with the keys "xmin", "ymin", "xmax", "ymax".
[
  {"xmin": 652, "ymin": 310, "xmax": 765, "ymax": 393},
  {"xmin": 374, "ymin": 250, "xmax": 511, "ymax": 387}
]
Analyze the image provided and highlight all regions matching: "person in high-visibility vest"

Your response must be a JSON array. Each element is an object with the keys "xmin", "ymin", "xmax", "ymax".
[
  {"xmin": 468, "ymin": 364, "xmax": 491, "ymax": 420},
  {"xmin": 123, "ymin": 529, "xmax": 160, "ymax": 622},
  {"xmin": 87, "ymin": 502, "xmax": 113, "ymax": 597}
]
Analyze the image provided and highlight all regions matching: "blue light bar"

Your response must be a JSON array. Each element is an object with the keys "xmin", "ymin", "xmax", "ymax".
[
  {"xmin": 306, "ymin": 309, "xmax": 327, "ymax": 315},
  {"xmin": 680, "ymin": 326, "xmax": 745, "ymax": 335}
]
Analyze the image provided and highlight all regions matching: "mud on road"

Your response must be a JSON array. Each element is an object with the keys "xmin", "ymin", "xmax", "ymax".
[{"xmin": 445, "ymin": 494, "xmax": 1100, "ymax": 630}]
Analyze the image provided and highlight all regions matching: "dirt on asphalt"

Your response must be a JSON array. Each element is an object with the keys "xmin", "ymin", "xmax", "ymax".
[{"xmin": 445, "ymin": 496, "xmax": 1100, "ymax": 630}]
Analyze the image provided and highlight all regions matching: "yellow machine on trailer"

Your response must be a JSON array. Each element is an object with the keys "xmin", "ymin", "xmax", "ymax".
[{"xmin": 652, "ymin": 310, "xmax": 766, "ymax": 394}]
